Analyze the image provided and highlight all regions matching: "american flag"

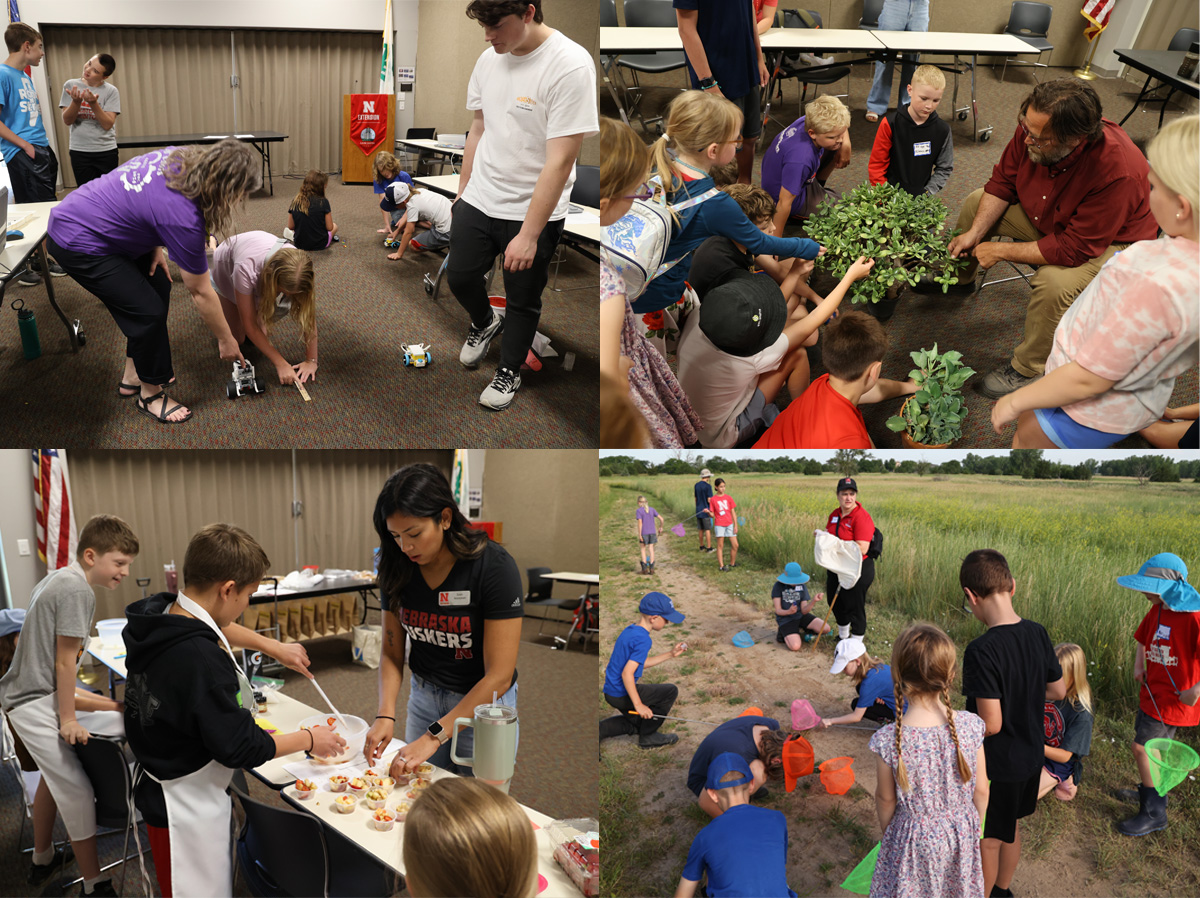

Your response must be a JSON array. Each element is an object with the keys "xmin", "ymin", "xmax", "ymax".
[
  {"xmin": 7, "ymin": 1, "xmax": 31, "ymax": 75},
  {"xmin": 1081, "ymin": 0, "xmax": 1116, "ymax": 41},
  {"xmin": 32, "ymin": 450, "xmax": 77, "ymax": 571}
]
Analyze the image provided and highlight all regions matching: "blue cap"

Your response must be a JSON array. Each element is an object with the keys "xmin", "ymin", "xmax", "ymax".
[
  {"xmin": 1117, "ymin": 553, "xmax": 1200, "ymax": 612},
  {"xmin": 0, "ymin": 607, "xmax": 25, "ymax": 638},
  {"xmin": 706, "ymin": 752, "xmax": 754, "ymax": 791},
  {"xmin": 639, "ymin": 591, "xmax": 685, "ymax": 624},
  {"xmin": 777, "ymin": 562, "xmax": 810, "ymax": 586}
]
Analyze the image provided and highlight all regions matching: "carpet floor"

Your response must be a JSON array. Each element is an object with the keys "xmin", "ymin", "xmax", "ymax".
[
  {"xmin": 0, "ymin": 176, "xmax": 599, "ymax": 448},
  {"xmin": 606, "ymin": 61, "xmax": 1197, "ymax": 449}
]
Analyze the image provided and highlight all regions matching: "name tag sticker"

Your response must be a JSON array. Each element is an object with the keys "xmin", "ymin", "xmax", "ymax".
[
  {"xmin": 439, "ymin": 590, "xmax": 471, "ymax": 606},
  {"xmin": 831, "ymin": 516, "xmax": 839, "ymax": 524},
  {"xmin": 913, "ymin": 141, "xmax": 932, "ymax": 156},
  {"xmin": 515, "ymin": 95, "xmax": 536, "ymax": 112}
]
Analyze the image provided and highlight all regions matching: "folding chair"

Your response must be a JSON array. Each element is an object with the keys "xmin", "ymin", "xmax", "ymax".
[
  {"xmin": 763, "ymin": 9, "xmax": 851, "ymax": 131},
  {"xmin": 68, "ymin": 734, "xmax": 147, "ymax": 895},
  {"xmin": 523, "ymin": 567, "xmax": 559, "ymax": 631},
  {"xmin": 859, "ymin": 0, "xmax": 884, "ymax": 30},
  {"xmin": 399, "ymin": 127, "xmax": 438, "ymax": 176},
  {"xmin": 2, "ymin": 713, "xmax": 43, "ymax": 855},
  {"xmin": 997, "ymin": 2, "xmax": 1055, "ymax": 82},
  {"xmin": 617, "ymin": 0, "xmax": 691, "ymax": 134},
  {"xmin": 975, "ymin": 236, "xmax": 1037, "ymax": 291}
]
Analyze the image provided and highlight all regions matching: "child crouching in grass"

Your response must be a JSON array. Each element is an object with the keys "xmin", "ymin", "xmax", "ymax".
[
  {"xmin": 820, "ymin": 636, "xmax": 896, "ymax": 727},
  {"xmin": 1039, "ymin": 642, "xmax": 1093, "ymax": 801}
]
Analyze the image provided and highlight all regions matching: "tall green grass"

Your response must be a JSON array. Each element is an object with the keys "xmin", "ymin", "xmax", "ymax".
[{"xmin": 614, "ymin": 474, "xmax": 1200, "ymax": 713}]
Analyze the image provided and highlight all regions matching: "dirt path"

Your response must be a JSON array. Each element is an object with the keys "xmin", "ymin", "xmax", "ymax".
[{"xmin": 603, "ymin": 510, "xmax": 1110, "ymax": 897}]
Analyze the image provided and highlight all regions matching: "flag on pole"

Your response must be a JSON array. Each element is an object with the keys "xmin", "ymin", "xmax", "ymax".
[
  {"xmin": 8, "ymin": 0, "xmax": 31, "ymax": 75},
  {"xmin": 32, "ymin": 450, "xmax": 77, "ymax": 572},
  {"xmin": 379, "ymin": 0, "xmax": 395, "ymax": 94},
  {"xmin": 452, "ymin": 450, "xmax": 470, "ymax": 518},
  {"xmin": 1081, "ymin": 0, "xmax": 1116, "ymax": 41}
]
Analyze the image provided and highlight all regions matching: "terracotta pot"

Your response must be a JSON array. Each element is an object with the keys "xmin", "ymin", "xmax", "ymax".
[{"xmin": 898, "ymin": 398, "xmax": 952, "ymax": 450}]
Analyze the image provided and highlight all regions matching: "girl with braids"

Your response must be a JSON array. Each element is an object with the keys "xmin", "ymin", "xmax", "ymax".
[
  {"xmin": 47, "ymin": 138, "xmax": 261, "ymax": 423},
  {"xmin": 363, "ymin": 463, "xmax": 523, "ymax": 777},
  {"xmin": 286, "ymin": 169, "xmax": 338, "ymax": 250},
  {"xmin": 211, "ymin": 231, "xmax": 320, "ymax": 385},
  {"xmin": 868, "ymin": 623, "xmax": 988, "ymax": 898}
]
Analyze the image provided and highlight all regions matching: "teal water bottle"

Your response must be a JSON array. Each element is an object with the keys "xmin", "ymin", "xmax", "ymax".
[{"xmin": 18, "ymin": 307, "xmax": 40, "ymax": 360}]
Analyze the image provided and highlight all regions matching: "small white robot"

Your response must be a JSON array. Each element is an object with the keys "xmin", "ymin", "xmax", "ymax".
[
  {"xmin": 226, "ymin": 360, "xmax": 267, "ymax": 399},
  {"xmin": 403, "ymin": 343, "xmax": 432, "ymax": 367}
]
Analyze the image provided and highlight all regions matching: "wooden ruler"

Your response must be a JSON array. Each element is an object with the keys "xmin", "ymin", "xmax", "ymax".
[{"xmin": 295, "ymin": 381, "xmax": 312, "ymax": 401}]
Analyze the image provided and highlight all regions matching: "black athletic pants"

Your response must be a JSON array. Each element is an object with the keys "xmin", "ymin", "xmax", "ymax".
[
  {"xmin": 7, "ymin": 144, "xmax": 57, "ymax": 202},
  {"xmin": 446, "ymin": 198, "xmax": 565, "ymax": 373},
  {"xmin": 70, "ymin": 148, "xmax": 119, "ymax": 186},
  {"xmin": 601, "ymin": 684, "xmax": 678, "ymax": 739},
  {"xmin": 826, "ymin": 557, "xmax": 875, "ymax": 638}
]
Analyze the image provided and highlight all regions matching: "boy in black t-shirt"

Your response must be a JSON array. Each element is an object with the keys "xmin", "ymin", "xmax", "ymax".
[
  {"xmin": 960, "ymin": 549, "xmax": 1064, "ymax": 898},
  {"xmin": 771, "ymin": 561, "xmax": 829, "ymax": 650}
]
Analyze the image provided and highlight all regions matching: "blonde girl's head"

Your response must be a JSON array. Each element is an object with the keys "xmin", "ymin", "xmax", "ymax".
[
  {"xmin": 259, "ymin": 247, "xmax": 316, "ymax": 342},
  {"xmin": 650, "ymin": 91, "xmax": 743, "ymax": 196},
  {"xmin": 373, "ymin": 150, "xmax": 401, "ymax": 185},
  {"xmin": 1146, "ymin": 115, "xmax": 1198, "ymax": 236},
  {"xmin": 289, "ymin": 169, "xmax": 327, "ymax": 216},
  {"xmin": 402, "ymin": 778, "xmax": 538, "ymax": 898},
  {"xmin": 600, "ymin": 117, "xmax": 651, "ymax": 225},
  {"xmin": 163, "ymin": 139, "xmax": 261, "ymax": 241},
  {"xmin": 847, "ymin": 651, "xmax": 883, "ymax": 686},
  {"xmin": 1055, "ymin": 642, "xmax": 1093, "ymax": 714},
  {"xmin": 890, "ymin": 622, "xmax": 971, "ymax": 792}
]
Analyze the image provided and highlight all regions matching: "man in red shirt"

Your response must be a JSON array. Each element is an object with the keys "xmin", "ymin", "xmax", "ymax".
[
  {"xmin": 914, "ymin": 79, "xmax": 1156, "ymax": 399},
  {"xmin": 824, "ymin": 478, "xmax": 875, "ymax": 641}
]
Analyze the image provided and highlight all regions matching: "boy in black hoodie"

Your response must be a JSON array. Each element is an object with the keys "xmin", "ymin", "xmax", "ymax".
[{"xmin": 123, "ymin": 523, "xmax": 345, "ymax": 898}]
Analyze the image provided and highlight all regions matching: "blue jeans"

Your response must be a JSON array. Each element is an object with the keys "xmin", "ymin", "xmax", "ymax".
[
  {"xmin": 405, "ymin": 672, "xmax": 519, "ymax": 776},
  {"xmin": 867, "ymin": 0, "xmax": 930, "ymax": 115}
]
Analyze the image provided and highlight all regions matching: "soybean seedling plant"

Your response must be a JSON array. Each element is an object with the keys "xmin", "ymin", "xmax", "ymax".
[
  {"xmin": 886, "ymin": 344, "xmax": 976, "ymax": 445},
  {"xmin": 805, "ymin": 182, "xmax": 965, "ymax": 306}
]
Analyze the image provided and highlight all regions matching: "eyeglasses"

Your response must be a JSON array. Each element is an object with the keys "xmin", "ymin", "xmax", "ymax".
[
  {"xmin": 623, "ymin": 182, "xmax": 654, "ymax": 201},
  {"xmin": 1019, "ymin": 117, "xmax": 1052, "ymax": 149}
]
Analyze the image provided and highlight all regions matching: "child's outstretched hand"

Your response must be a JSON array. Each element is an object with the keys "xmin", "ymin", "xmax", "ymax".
[
  {"xmin": 846, "ymin": 256, "xmax": 875, "ymax": 281},
  {"xmin": 671, "ymin": 641, "xmax": 689, "ymax": 658}
]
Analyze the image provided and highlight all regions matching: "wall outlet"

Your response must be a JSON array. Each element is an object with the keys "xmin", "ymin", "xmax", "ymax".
[{"xmin": 17, "ymin": 538, "xmax": 31, "ymax": 556}]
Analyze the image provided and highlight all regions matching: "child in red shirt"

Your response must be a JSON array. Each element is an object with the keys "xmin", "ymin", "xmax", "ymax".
[
  {"xmin": 708, "ymin": 478, "xmax": 739, "ymax": 572},
  {"xmin": 1115, "ymin": 553, "xmax": 1200, "ymax": 837}
]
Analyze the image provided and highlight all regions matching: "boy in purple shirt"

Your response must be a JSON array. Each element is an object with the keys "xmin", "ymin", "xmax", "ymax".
[
  {"xmin": 635, "ymin": 495, "xmax": 664, "ymax": 574},
  {"xmin": 761, "ymin": 96, "xmax": 851, "ymax": 237}
]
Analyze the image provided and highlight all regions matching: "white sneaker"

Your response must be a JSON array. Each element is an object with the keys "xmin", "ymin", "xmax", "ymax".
[
  {"xmin": 799, "ymin": 52, "xmax": 835, "ymax": 66},
  {"xmin": 479, "ymin": 367, "xmax": 521, "ymax": 410},
  {"xmin": 459, "ymin": 311, "xmax": 504, "ymax": 368}
]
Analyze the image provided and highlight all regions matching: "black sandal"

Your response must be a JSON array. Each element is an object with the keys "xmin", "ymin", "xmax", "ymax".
[
  {"xmin": 120, "ymin": 376, "xmax": 175, "ymax": 398},
  {"xmin": 135, "ymin": 390, "xmax": 192, "ymax": 424}
]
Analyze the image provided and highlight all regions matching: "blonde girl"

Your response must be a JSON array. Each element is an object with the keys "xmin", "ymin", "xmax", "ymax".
[
  {"xmin": 1038, "ymin": 642, "xmax": 1094, "ymax": 801},
  {"xmin": 628, "ymin": 90, "xmax": 820, "ymax": 321},
  {"xmin": 212, "ymin": 232, "xmax": 319, "ymax": 385},
  {"xmin": 402, "ymin": 777, "xmax": 538, "ymax": 898},
  {"xmin": 600, "ymin": 115, "xmax": 701, "ymax": 448},
  {"xmin": 821, "ymin": 637, "xmax": 896, "ymax": 727},
  {"xmin": 287, "ymin": 169, "xmax": 338, "ymax": 250},
  {"xmin": 372, "ymin": 150, "xmax": 413, "ymax": 239},
  {"xmin": 993, "ymin": 114, "xmax": 1200, "ymax": 448},
  {"xmin": 868, "ymin": 623, "xmax": 988, "ymax": 898}
]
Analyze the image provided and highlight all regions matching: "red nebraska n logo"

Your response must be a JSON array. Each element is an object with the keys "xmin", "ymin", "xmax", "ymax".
[{"xmin": 439, "ymin": 592, "xmax": 449, "ymax": 606}]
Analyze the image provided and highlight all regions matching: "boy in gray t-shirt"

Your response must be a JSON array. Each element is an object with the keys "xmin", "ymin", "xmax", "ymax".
[
  {"xmin": 59, "ymin": 52, "xmax": 121, "ymax": 185},
  {"xmin": 0, "ymin": 514, "xmax": 138, "ymax": 895}
]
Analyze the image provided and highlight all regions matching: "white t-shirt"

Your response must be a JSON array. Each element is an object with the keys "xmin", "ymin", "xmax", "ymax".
[
  {"xmin": 1047, "ymin": 235, "xmax": 1200, "ymax": 433},
  {"xmin": 406, "ymin": 189, "xmax": 453, "ymax": 234},
  {"xmin": 462, "ymin": 30, "xmax": 598, "ymax": 221},
  {"xmin": 676, "ymin": 312, "xmax": 789, "ymax": 449}
]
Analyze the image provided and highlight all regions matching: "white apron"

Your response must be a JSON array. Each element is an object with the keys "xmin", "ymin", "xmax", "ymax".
[{"xmin": 144, "ymin": 594, "xmax": 256, "ymax": 898}]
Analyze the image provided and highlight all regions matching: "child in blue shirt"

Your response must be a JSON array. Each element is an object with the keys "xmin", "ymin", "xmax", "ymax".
[
  {"xmin": 635, "ymin": 495, "xmax": 664, "ymax": 575},
  {"xmin": 819, "ymin": 636, "xmax": 897, "ymax": 727},
  {"xmin": 372, "ymin": 150, "xmax": 414, "ymax": 247},
  {"xmin": 600, "ymin": 592, "xmax": 688, "ymax": 749},
  {"xmin": 675, "ymin": 753, "xmax": 796, "ymax": 898}
]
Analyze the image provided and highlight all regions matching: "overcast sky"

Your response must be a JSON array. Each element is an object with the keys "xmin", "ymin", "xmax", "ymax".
[{"xmin": 601, "ymin": 449, "xmax": 1200, "ymax": 465}]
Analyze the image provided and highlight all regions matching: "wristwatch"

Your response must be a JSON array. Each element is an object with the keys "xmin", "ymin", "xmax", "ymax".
[
  {"xmin": 426, "ymin": 721, "xmax": 449, "ymax": 744},
  {"xmin": 698, "ymin": 76, "xmax": 717, "ymax": 90}
]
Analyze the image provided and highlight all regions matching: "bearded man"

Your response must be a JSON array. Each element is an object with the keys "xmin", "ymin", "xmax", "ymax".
[{"xmin": 914, "ymin": 79, "xmax": 1157, "ymax": 398}]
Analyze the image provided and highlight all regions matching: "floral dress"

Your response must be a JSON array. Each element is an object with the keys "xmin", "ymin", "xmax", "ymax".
[
  {"xmin": 602, "ymin": 250, "xmax": 701, "ymax": 448},
  {"xmin": 867, "ymin": 711, "xmax": 986, "ymax": 898}
]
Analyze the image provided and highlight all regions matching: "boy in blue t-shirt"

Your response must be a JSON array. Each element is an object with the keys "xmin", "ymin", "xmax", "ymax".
[
  {"xmin": 635, "ymin": 495, "xmax": 664, "ymax": 575},
  {"xmin": 676, "ymin": 753, "xmax": 796, "ymax": 898},
  {"xmin": 694, "ymin": 469, "xmax": 714, "ymax": 552},
  {"xmin": 600, "ymin": 592, "xmax": 688, "ymax": 749},
  {"xmin": 772, "ymin": 562, "xmax": 830, "ymax": 650}
]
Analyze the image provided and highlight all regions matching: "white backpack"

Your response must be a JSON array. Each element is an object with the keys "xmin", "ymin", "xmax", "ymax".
[{"xmin": 602, "ymin": 181, "xmax": 720, "ymax": 301}]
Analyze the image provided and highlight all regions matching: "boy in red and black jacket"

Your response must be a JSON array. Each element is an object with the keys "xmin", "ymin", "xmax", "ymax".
[{"xmin": 867, "ymin": 64, "xmax": 953, "ymax": 197}]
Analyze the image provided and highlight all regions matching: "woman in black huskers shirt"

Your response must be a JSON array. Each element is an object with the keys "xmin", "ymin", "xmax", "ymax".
[{"xmin": 363, "ymin": 464, "xmax": 523, "ymax": 777}]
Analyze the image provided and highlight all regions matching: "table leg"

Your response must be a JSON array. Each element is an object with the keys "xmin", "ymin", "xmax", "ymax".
[
  {"xmin": 1119, "ymin": 73, "xmax": 1154, "ymax": 126},
  {"xmin": 39, "ymin": 242, "xmax": 83, "ymax": 352},
  {"xmin": 970, "ymin": 54, "xmax": 991, "ymax": 142},
  {"xmin": 602, "ymin": 55, "xmax": 631, "ymax": 127}
]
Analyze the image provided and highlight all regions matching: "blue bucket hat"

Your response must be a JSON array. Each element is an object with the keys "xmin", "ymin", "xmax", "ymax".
[
  {"xmin": 0, "ymin": 607, "xmax": 25, "ymax": 638},
  {"xmin": 732, "ymin": 630, "xmax": 755, "ymax": 648},
  {"xmin": 639, "ymin": 591, "xmax": 685, "ymax": 623},
  {"xmin": 1117, "ymin": 553, "xmax": 1200, "ymax": 612},
  {"xmin": 705, "ymin": 752, "xmax": 754, "ymax": 791},
  {"xmin": 777, "ymin": 562, "xmax": 810, "ymax": 586}
]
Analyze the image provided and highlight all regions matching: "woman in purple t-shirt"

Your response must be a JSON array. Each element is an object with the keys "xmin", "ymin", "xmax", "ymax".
[{"xmin": 46, "ymin": 139, "xmax": 260, "ymax": 424}]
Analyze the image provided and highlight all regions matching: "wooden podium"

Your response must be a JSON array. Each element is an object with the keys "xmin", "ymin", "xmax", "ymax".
[{"xmin": 342, "ymin": 94, "xmax": 396, "ymax": 184}]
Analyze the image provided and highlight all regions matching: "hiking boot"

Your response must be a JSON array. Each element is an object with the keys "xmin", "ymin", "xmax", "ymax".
[
  {"xmin": 1118, "ymin": 784, "xmax": 1168, "ymax": 836},
  {"xmin": 976, "ymin": 363, "xmax": 1038, "ymax": 400},
  {"xmin": 16, "ymin": 267, "xmax": 41, "ymax": 286},
  {"xmin": 459, "ymin": 311, "xmax": 504, "ymax": 368},
  {"xmin": 29, "ymin": 845, "xmax": 74, "ymax": 885},
  {"xmin": 637, "ymin": 732, "xmax": 678, "ymax": 749},
  {"xmin": 479, "ymin": 367, "xmax": 521, "ymax": 410},
  {"xmin": 639, "ymin": 562, "xmax": 647, "ymax": 574}
]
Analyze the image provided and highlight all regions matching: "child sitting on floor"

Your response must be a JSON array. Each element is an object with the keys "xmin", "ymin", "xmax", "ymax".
[
  {"xmin": 772, "ymin": 561, "xmax": 830, "ymax": 649},
  {"xmin": 286, "ymin": 169, "xmax": 339, "ymax": 250}
]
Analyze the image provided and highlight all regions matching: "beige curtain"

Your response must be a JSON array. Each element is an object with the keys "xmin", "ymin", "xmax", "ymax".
[
  {"xmin": 68, "ymin": 450, "xmax": 451, "ymax": 621},
  {"xmin": 1134, "ymin": 0, "xmax": 1200, "ymax": 51},
  {"xmin": 42, "ymin": 25, "xmax": 378, "ymax": 188}
]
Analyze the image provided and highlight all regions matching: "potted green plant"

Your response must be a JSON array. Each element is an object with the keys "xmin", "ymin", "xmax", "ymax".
[
  {"xmin": 886, "ymin": 344, "xmax": 976, "ymax": 449},
  {"xmin": 804, "ymin": 182, "xmax": 965, "ymax": 321}
]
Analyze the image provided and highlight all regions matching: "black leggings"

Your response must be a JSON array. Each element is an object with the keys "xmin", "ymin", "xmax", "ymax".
[
  {"xmin": 47, "ymin": 236, "xmax": 175, "ymax": 384},
  {"xmin": 826, "ymin": 557, "xmax": 875, "ymax": 638},
  {"xmin": 446, "ymin": 198, "xmax": 565, "ymax": 372}
]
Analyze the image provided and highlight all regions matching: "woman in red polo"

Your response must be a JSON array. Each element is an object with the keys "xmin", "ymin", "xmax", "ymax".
[{"xmin": 825, "ymin": 477, "xmax": 876, "ymax": 640}]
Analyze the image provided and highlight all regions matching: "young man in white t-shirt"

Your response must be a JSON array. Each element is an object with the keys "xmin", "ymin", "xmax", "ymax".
[{"xmin": 449, "ymin": 0, "xmax": 598, "ymax": 410}]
